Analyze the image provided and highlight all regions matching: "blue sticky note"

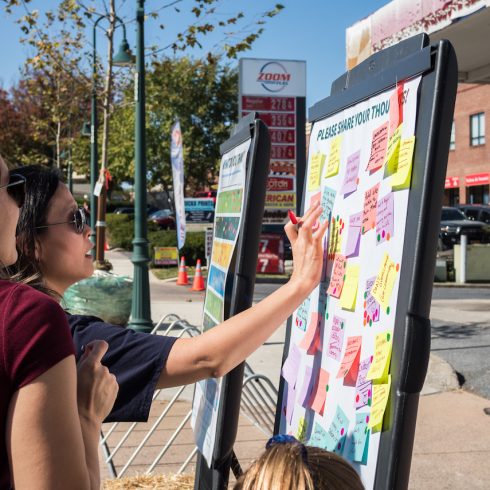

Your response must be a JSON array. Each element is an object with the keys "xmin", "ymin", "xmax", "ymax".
[
  {"xmin": 295, "ymin": 296, "xmax": 310, "ymax": 331},
  {"xmin": 308, "ymin": 422, "xmax": 329, "ymax": 450},
  {"xmin": 325, "ymin": 405, "xmax": 349, "ymax": 454},
  {"xmin": 320, "ymin": 186, "xmax": 336, "ymax": 224},
  {"xmin": 349, "ymin": 412, "xmax": 370, "ymax": 465}
]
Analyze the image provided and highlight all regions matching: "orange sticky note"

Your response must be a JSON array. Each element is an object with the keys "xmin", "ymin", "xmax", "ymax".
[
  {"xmin": 325, "ymin": 136, "xmax": 342, "ymax": 178},
  {"xmin": 367, "ymin": 331, "xmax": 393, "ymax": 381},
  {"xmin": 308, "ymin": 153, "xmax": 326, "ymax": 191},
  {"xmin": 392, "ymin": 136, "xmax": 415, "ymax": 190},
  {"xmin": 337, "ymin": 335, "xmax": 362, "ymax": 386},
  {"xmin": 368, "ymin": 375, "xmax": 392, "ymax": 432},
  {"xmin": 327, "ymin": 254, "xmax": 347, "ymax": 298},
  {"xmin": 367, "ymin": 122, "xmax": 388, "ymax": 173},
  {"xmin": 340, "ymin": 264, "xmax": 360, "ymax": 311},
  {"xmin": 309, "ymin": 368, "xmax": 330, "ymax": 415},
  {"xmin": 371, "ymin": 252, "xmax": 398, "ymax": 311},
  {"xmin": 362, "ymin": 183, "xmax": 380, "ymax": 234},
  {"xmin": 388, "ymin": 83, "xmax": 404, "ymax": 136}
]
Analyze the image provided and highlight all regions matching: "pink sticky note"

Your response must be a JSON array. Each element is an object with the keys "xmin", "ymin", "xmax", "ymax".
[
  {"xmin": 327, "ymin": 254, "xmax": 347, "ymax": 298},
  {"xmin": 310, "ymin": 191, "xmax": 321, "ymax": 208},
  {"xmin": 337, "ymin": 335, "xmax": 362, "ymax": 386},
  {"xmin": 327, "ymin": 315, "xmax": 345, "ymax": 361},
  {"xmin": 345, "ymin": 211, "xmax": 362, "ymax": 258},
  {"xmin": 362, "ymin": 183, "xmax": 380, "ymax": 235},
  {"xmin": 367, "ymin": 122, "xmax": 388, "ymax": 173},
  {"xmin": 299, "ymin": 312, "xmax": 322, "ymax": 355},
  {"xmin": 341, "ymin": 151, "xmax": 360, "ymax": 197},
  {"xmin": 309, "ymin": 369, "xmax": 330, "ymax": 415},
  {"xmin": 376, "ymin": 192, "xmax": 394, "ymax": 244},
  {"xmin": 389, "ymin": 82, "xmax": 404, "ymax": 136}
]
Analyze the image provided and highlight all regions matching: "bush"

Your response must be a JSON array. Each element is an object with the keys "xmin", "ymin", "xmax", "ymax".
[{"xmin": 107, "ymin": 214, "xmax": 205, "ymax": 266}]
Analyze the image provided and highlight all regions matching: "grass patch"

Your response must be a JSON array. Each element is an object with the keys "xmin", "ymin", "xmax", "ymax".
[
  {"xmin": 103, "ymin": 474, "xmax": 194, "ymax": 489},
  {"xmin": 151, "ymin": 266, "xmax": 208, "ymax": 281}
]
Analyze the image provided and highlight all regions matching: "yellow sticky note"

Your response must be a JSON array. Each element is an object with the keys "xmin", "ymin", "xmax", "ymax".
[
  {"xmin": 340, "ymin": 264, "xmax": 360, "ymax": 311},
  {"xmin": 384, "ymin": 124, "xmax": 403, "ymax": 176},
  {"xmin": 367, "ymin": 331, "xmax": 393, "ymax": 381},
  {"xmin": 325, "ymin": 136, "xmax": 342, "ymax": 178},
  {"xmin": 296, "ymin": 416, "xmax": 307, "ymax": 442},
  {"xmin": 328, "ymin": 218, "xmax": 343, "ymax": 256},
  {"xmin": 392, "ymin": 136, "xmax": 416, "ymax": 189},
  {"xmin": 368, "ymin": 375, "xmax": 391, "ymax": 432},
  {"xmin": 308, "ymin": 153, "xmax": 326, "ymax": 191},
  {"xmin": 370, "ymin": 252, "xmax": 398, "ymax": 311}
]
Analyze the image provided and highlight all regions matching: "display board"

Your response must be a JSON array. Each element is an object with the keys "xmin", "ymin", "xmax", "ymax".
[
  {"xmin": 192, "ymin": 113, "xmax": 271, "ymax": 489},
  {"xmin": 275, "ymin": 34, "xmax": 457, "ymax": 490}
]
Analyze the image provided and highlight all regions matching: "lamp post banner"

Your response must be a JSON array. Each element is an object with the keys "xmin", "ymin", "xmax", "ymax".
[{"xmin": 171, "ymin": 120, "xmax": 186, "ymax": 249}]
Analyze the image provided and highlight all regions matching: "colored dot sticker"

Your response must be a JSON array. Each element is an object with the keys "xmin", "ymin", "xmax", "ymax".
[
  {"xmin": 377, "ymin": 234, "xmax": 381, "ymax": 242},
  {"xmin": 387, "ymin": 333, "xmax": 391, "ymax": 342},
  {"xmin": 363, "ymin": 319, "xmax": 367, "ymax": 326},
  {"xmin": 396, "ymin": 263, "xmax": 400, "ymax": 272},
  {"xmin": 386, "ymin": 306, "xmax": 391, "ymax": 315},
  {"xmin": 369, "ymin": 320, "xmax": 373, "ymax": 327},
  {"xmin": 364, "ymin": 292, "xmax": 367, "ymax": 299},
  {"xmin": 336, "ymin": 215, "xmax": 339, "ymax": 221},
  {"xmin": 341, "ymin": 322, "xmax": 344, "ymax": 329},
  {"xmin": 340, "ymin": 428, "xmax": 345, "ymax": 436},
  {"xmin": 363, "ymin": 310, "xmax": 367, "ymax": 318},
  {"xmin": 362, "ymin": 226, "xmax": 365, "ymax": 234},
  {"xmin": 387, "ymin": 233, "xmax": 391, "ymax": 241},
  {"xmin": 366, "ymin": 415, "xmax": 370, "ymax": 424},
  {"xmin": 326, "ymin": 384, "xmax": 329, "ymax": 392},
  {"xmin": 356, "ymin": 394, "xmax": 360, "ymax": 402},
  {"xmin": 368, "ymin": 398, "xmax": 372, "ymax": 406}
]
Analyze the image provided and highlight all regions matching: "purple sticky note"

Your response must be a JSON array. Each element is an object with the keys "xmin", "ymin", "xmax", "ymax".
[
  {"xmin": 345, "ymin": 211, "xmax": 362, "ymax": 258},
  {"xmin": 355, "ymin": 357, "xmax": 373, "ymax": 409},
  {"xmin": 341, "ymin": 150, "xmax": 360, "ymax": 197},
  {"xmin": 364, "ymin": 277, "xmax": 380, "ymax": 324},
  {"xmin": 298, "ymin": 366, "xmax": 314, "ymax": 408},
  {"xmin": 281, "ymin": 344, "xmax": 301, "ymax": 387},
  {"xmin": 286, "ymin": 383, "xmax": 296, "ymax": 424},
  {"xmin": 327, "ymin": 315, "xmax": 345, "ymax": 361},
  {"xmin": 376, "ymin": 192, "xmax": 394, "ymax": 244}
]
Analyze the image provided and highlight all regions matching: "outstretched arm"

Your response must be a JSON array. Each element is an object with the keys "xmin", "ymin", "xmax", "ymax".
[{"xmin": 159, "ymin": 202, "xmax": 328, "ymax": 388}]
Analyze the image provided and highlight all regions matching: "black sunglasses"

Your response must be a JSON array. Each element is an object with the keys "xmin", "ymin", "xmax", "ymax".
[
  {"xmin": 0, "ymin": 173, "xmax": 26, "ymax": 208},
  {"xmin": 36, "ymin": 207, "xmax": 87, "ymax": 234}
]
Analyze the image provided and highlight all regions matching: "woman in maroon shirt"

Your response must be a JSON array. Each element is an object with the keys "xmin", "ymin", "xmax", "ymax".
[{"xmin": 0, "ymin": 158, "xmax": 118, "ymax": 490}]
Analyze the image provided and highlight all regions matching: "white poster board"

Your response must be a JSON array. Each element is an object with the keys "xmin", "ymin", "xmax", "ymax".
[
  {"xmin": 191, "ymin": 138, "xmax": 251, "ymax": 466},
  {"xmin": 277, "ymin": 76, "xmax": 421, "ymax": 489}
]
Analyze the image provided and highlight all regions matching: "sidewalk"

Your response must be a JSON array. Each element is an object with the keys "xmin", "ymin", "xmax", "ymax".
[{"xmin": 102, "ymin": 250, "xmax": 490, "ymax": 488}]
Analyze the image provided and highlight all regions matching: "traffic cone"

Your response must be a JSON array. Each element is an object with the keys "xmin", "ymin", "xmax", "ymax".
[
  {"xmin": 191, "ymin": 259, "xmax": 205, "ymax": 291},
  {"xmin": 176, "ymin": 256, "xmax": 189, "ymax": 285},
  {"xmin": 104, "ymin": 239, "xmax": 110, "ymax": 251}
]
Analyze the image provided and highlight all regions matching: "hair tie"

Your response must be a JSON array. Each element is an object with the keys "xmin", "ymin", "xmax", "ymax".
[{"xmin": 266, "ymin": 434, "xmax": 308, "ymax": 465}]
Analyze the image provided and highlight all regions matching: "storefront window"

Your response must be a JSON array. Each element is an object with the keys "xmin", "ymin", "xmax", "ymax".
[
  {"xmin": 466, "ymin": 185, "xmax": 489, "ymax": 204},
  {"xmin": 470, "ymin": 112, "xmax": 485, "ymax": 146}
]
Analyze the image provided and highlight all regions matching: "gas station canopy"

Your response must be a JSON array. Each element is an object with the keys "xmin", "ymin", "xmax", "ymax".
[{"xmin": 346, "ymin": 0, "xmax": 490, "ymax": 83}]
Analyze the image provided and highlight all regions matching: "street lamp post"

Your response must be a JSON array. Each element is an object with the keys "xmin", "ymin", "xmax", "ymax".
[
  {"xmin": 90, "ymin": 15, "xmax": 134, "ymax": 259},
  {"xmin": 127, "ymin": 0, "xmax": 153, "ymax": 332}
]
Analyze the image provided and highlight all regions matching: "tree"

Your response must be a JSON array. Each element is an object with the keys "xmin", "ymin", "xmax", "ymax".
[{"xmin": 106, "ymin": 56, "xmax": 237, "ymax": 192}]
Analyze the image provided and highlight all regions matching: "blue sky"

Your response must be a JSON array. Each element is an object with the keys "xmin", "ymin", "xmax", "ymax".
[{"xmin": 0, "ymin": 1, "xmax": 388, "ymax": 108}]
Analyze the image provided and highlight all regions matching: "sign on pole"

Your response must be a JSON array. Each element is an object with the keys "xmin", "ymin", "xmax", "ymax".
[{"xmin": 171, "ymin": 120, "xmax": 186, "ymax": 249}]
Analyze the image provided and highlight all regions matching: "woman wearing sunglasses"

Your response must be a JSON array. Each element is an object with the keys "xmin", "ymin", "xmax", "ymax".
[
  {"xmin": 8, "ymin": 164, "xmax": 328, "ymax": 425},
  {"xmin": 0, "ymin": 158, "xmax": 119, "ymax": 489}
]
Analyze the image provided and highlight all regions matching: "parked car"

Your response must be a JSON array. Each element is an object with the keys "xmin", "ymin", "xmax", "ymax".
[
  {"xmin": 439, "ymin": 206, "xmax": 489, "ymax": 250},
  {"xmin": 194, "ymin": 190, "xmax": 217, "ymax": 204},
  {"xmin": 149, "ymin": 209, "xmax": 176, "ymax": 230},
  {"xmin": 456, "ymin": 204, "xmax": 490, "ymax": 224},
  {"xmin": 113, "ymin": 205, "xmax": 160, "ymax": 217}
]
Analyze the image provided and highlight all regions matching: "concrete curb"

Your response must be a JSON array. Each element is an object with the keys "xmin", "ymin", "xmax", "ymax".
[
  {"xmin": 434, "ymin": 282, "xmax": 490, "ymax": 288},
  {"xmin": 422, "ymin": 354, "xmax": 460, "ymax": 395}
]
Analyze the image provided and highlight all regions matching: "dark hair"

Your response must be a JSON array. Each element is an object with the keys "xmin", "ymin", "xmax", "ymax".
[
  {"xmin": 8, "ymin": 164, "xmax": 63, "ymax": 297},
  {"xmin": 233, "ymin": 442, "xmax": 364, "ymax": 490}
]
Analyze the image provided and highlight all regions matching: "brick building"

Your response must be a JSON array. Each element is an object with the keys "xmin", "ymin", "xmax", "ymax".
[{"xmin": 444, "ymin": 83, "xmax": 490, "ymax": 206}]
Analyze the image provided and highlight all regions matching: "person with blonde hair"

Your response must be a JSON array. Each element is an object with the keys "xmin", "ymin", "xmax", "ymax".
[{"xmin": 234, "ymin": 435, "xmax": 364, "ymax": 490}]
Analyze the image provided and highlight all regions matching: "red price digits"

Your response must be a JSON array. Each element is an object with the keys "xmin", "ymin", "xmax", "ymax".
[
  {"xmin": 271, "ymin": 145, "xmax": 295, "ymax": 160},
  {"xmin": 271, "ymin": 98, "xmax": 295, "ymax": 111}
]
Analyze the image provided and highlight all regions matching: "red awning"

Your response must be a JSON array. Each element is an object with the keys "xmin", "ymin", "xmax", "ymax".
[
  {"xmin": 445, "ymin": 176, "xmax": 460, "ymax": 189},
  {"xmin": 465, "ymin": 173, "xmax": 490, "ymax": 186}
]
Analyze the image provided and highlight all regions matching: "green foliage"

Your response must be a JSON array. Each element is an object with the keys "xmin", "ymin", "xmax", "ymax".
[{"xmin": 106, "ymin": 213, "xmax": 205, "ymax": 266}]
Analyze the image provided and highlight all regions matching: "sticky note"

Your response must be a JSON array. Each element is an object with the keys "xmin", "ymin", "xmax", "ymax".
[
  {"xmin": 310, "ymin": 191, "xmax": 321, "ymax": 208},
  {"xmin": 308, "ymin": 153, "xmax": 326, "ymax": 191},
  {"xmin": 361, "ymin": 183, "xmax": 380, "ymax": 234},
  {"xmin": 325, "ymin": 136, "xmax": 342, "ymax": 178},
  {"xmin": 336, "ymin": 335, "xmax": 362, "ymax": 386},
  {"xmin": 298, "ymin": 365, "xmax": 314, "ymax": 408},
  {"xmin": 320, "ymin": 186, "xmax": 336, "ymax": 224},
  {"xmin": 389, "ymin": 83, "xmax": 404, "ymax": 137},
  {"xmin": 325, "ymin": 405, "xmax": 349, "ymax": 454},
  {"xmin": 340, "ymin": 264, "xmax": 360, "ymax": 311},
  {"xmin": 349, "ymin": 412, "xmax": 371, "ymax": 464},
  {"xmin": 355, "ymin": 357, "xmax": 373, "ymax": 409},
  {"xmin": 376, "ymin": 192, "xmax": 394, "ymax": 244},
  {"xmin": 310, "ymin": 368, "xmax": 330, "ymax": 415},
  {"xmin": 327, "ymin": 217, "xmax": 344, "ymax": 259},
  {"xmin": 367, "ymin": 122, "xmax": 388, "ymax": 173},
  {"xmin": 384, "ymin": 124, "xmax": 403, "ymax": 177},
  {"xmin": 341, "ymin": 150, "xmax": 360, "ymax": 196},
  {"xmin": 327, "ymin": 315, "xmax": 345, "ymax": 361},
  {"xmin": 281, "ymin": 344, "xmax": 301, "ymax": 387},
  {"xmin": 363, "ymin": 277, "xmax": 380, "ymax": 326},
  {"xmin": 345, "ymin": 211, "xmax": 362, "ymax": 258},
  {"xmin": 327, "ymin": 254, "xmax": 346, "ymax": 298},
  {"xmin": 296, "ymin": 416, "xmax": 308, "ymax": 442},
  {"xmin": 295, "ymin": 296, "xmax": 310, "ymax": 331},
  {"xmin": 369, "ymin": 375, "xmax": 392, "ymax": 432},
  {"xmin": 309, "ymin": 422, "xmax": 329, "ymax": 450},
  {"xmin": 392, "ymin": 136, "xmax": 415, "ymax": 190},
  {"xmin": 299, "ymin": 312, "xmax": 322, "ymax": 355},
  {"xmin": 367, "ymin": 331, "xmax": 393, "ymax": 381},
  {"xmin": 286, "ymin": 383, "xmax": 296, "ymax": 425},
  {"xmin": 371, "ymin": 252, "xmax": 399, "ymax": 310}
]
